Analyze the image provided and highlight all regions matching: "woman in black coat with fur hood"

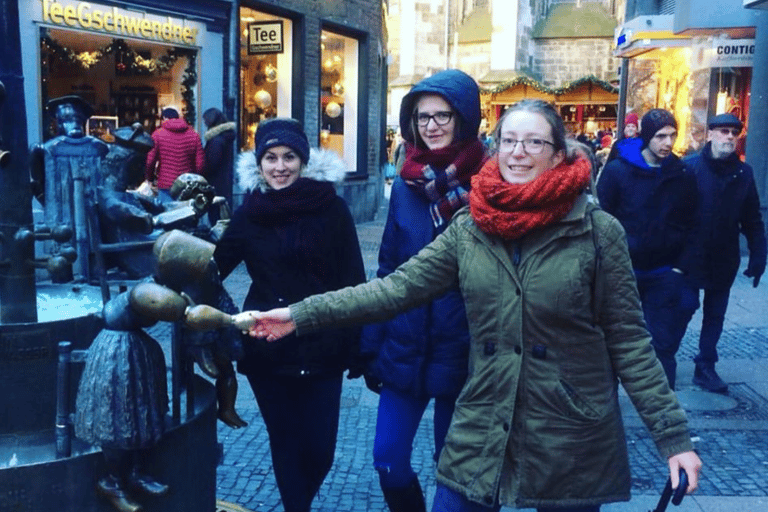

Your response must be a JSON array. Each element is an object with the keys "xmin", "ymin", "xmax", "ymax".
[
  {"xmin": 213, "ymin": 118, "xmax": 366, "ymax": 512},
  {"xmin": 202, "ymin": 107, "xmax": 236, "ymax": 207}
]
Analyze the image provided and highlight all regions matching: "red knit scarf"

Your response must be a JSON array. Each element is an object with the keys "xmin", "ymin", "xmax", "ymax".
[
  {"xmin": 400, "ymin": 139, "xmax": 487, "ymax": 227},
  {"xmin": 469, "ymin": 156, "xmax": 592, "ymax": 240}
]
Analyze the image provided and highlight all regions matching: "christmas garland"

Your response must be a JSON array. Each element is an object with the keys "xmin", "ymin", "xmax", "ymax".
[
  {"xmin": 482, "ymin": 74, "xmax": 618, "ymax": 96},
  {"xmin": 41, "ymin": 36, "xmax": 183, "ymax": 74},
  {"xmin": 179, "ymin": 50, "xmax": 198, "ymax": 126}
]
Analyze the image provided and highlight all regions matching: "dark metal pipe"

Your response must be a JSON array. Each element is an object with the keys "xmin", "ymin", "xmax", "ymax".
[
  {"xmin": 0, "ymin": 0, "xmax": 38, "ymax": 323},
  {"xmin": 56, "ymin": 341, "xmax": 73, "ymax": 458}
]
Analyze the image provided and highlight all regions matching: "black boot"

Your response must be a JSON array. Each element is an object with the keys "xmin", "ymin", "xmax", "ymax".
[
  {"xmin": 693, "ymin": 362, "xmax": 728, "ymax": 393},
  {"xmin": 382, "ymin": 479, "xmax": 426, "ymax": 512}
]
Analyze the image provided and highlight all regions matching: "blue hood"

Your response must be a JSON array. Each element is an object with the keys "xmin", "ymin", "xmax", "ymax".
[
  {"xmin": 615, "ymin": 137, "xmax": 648, "ymax": 169},
  {"xmin": 399, "ymin": 69, "xmax": 481, "ymax": 144}
]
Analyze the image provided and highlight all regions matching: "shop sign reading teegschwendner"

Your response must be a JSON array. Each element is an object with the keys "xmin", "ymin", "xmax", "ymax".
[{"xmin": 36, "ymin": 0, "xmax": 201, "ymax": 46}]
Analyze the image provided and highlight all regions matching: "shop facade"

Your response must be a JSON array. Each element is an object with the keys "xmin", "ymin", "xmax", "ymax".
[
  {"xmin": 20, "ymin": 0, "xmax": 386, "ymax": 222},
  {"xmin": 236, "ymin": 0, "xmax": 386, "ymax": 221},
  {"xmin": 614, "ymin": 3, "xmax": 766, "ymax": 163},
  {"xmin": 21, "ymin": 0, "xmax": 232, "ymax": 143}
]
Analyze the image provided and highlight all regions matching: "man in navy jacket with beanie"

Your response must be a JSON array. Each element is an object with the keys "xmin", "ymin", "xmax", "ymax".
[{"xmin": 597, "ymin": 109, "xmax": 699, "ymax": 389}]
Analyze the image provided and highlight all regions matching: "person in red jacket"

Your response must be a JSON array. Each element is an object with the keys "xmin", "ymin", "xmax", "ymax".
[{"xmin": 145, "ymin": 107, "xmax": 205, "ymax": 198}]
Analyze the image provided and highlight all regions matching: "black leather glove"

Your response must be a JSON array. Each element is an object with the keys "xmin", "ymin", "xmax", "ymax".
[
  {"xmin": 744, "ymin": 259, "xmax": 765, "ymax": 288},
  {"xmin": 363, "ymin": 373, "xmax": 383, "ymax": 394}
]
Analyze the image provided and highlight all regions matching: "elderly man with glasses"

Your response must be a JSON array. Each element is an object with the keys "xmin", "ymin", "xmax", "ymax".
[{"xmin": 679, "ymin": 113, "xmax": 767, "ymax": 393}]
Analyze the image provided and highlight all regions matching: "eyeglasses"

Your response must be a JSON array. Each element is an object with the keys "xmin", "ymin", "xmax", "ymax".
[
  {"xmin": 498, "ymin": 137, "xmax": 554, "ymax": 155},
  {"xmin": 414, "ymin": 111, "xmax": 454, "ymax": 127},
  {"xmin": 715, "ymin": 127, "xmax": 740, "ymax": 136}
]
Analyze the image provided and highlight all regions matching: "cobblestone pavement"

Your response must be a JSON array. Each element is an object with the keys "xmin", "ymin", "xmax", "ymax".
[{"xmin": 208, "ymin": 204, "xmax": 768, "ymax": 512}]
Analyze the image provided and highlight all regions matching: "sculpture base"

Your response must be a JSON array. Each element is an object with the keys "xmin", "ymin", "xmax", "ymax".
[{"xmin": 0, "ymin": 376, "xmax": 217, "ymax": 512}]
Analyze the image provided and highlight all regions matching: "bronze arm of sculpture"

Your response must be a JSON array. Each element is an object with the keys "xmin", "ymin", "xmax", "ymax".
[{"xmin": 128, "ymin": 281, "xmax": 254, "ymax": 332}]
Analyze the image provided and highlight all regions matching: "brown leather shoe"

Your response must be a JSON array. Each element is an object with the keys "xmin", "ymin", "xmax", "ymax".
[{"xmin": 97, "ymin": 476, "xmax": 142, "ymax": 512}]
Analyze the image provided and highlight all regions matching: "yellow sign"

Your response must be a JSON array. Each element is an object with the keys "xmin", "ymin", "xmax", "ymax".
[{"xmin": 40, "ymin": 0, "xmax": 199, "ymax": 45}]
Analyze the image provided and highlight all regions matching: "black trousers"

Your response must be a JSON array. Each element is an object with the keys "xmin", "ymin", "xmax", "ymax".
[{"xmin": 246, "ymin": 372, "xmax": 343, "ymax": 512}]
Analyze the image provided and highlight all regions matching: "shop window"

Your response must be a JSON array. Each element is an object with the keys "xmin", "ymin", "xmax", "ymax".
[
  {"xmin": 40, "ymin": 28, "xmax": 198, "ymax": 142},
  {"xmin": 320, "ymin": 29, "xmax": 359, "ymax": 172},
  {"xmin": 240, "ymin": 8, "xmax": 293, "ymax": 150}
]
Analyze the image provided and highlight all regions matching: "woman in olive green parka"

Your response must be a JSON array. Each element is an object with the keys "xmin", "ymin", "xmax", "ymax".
[{"xmin": 247, "ymin": 100, "xmax": 702, "ymax": 512}]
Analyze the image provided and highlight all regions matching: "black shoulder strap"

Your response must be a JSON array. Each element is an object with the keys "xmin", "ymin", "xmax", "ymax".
[{"xmin": 588, "ymin": 205, "xmax": 605, "ymax": 326}]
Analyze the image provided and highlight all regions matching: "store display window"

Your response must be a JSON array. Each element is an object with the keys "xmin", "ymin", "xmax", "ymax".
[
  {"xmin": 40, "ymin": 27, "xmax": 198, "ymax": 142},
  {"xmin": 320, "ymin": 29, "xmax": 359, "ymax": 172},
  {"xmin": 239, "ymin": 8, "xmax": 293, "ymax": 150}
]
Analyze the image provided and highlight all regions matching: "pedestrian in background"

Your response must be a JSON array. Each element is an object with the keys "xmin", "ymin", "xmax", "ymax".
[
  {"xmin": 680, "ymin": 113, "xmax": 767, "ymax": 393},
  {"xmin": 597, "ymin": 108, "xmax": 699, "ymax": 389},
  {"xmin": 361, "ymin": 68, "xmax": 487, "ymax": 512},
  {"xmin": 144, "ymin": 106, "xmax": 205, "ymax": 199},
  {"xmin": 213, "ymin": 118, "xmax": 366, "ymax": 512},
  {"xmin": 605, "ymin": 112, "xmax": 640, "ymax": 165},
  {"xmin": 246, "ymin": 99, "xmax": 702, "ymax": 512},
  {"xmin": 202, "ymin": 107, "xmax": 236, "ymax": 209}
]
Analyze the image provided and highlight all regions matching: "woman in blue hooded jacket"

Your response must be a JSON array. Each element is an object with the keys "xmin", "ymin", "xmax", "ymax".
[{"xmin": 360, "ymin": 69, "xmax": 487, "ymax": 511}]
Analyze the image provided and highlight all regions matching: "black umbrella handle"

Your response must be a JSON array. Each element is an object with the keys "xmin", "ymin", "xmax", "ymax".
[{"xmin": 652, "ymin": 469, "xmax": 688, "ymax": 512}]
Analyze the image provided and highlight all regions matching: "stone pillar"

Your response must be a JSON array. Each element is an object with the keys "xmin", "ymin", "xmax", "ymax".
[{"xmin": 745, "ymin": 10, "xmax": 768, "ymax": 206}]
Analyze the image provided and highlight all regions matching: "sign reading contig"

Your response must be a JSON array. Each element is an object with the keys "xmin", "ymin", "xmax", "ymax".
[{"xmin": 39, "ymin": 0, "xmax": 200, "ymax": 46}]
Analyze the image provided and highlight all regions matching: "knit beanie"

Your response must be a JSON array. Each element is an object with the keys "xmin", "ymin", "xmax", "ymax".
[
  {"xmin": 254, "ymin": 118, "xmax": 310, "ymax": 165},
  {"xmin": 162, "ymin": 107, "xmax": 179, "ymax": 119},
  {"xmin": 640, "ymin": 109, "xmax": 677, "ymax": 147},
  {"xmin": 624, "ymin": 112, "xmax": 639, "ymax": 128}
]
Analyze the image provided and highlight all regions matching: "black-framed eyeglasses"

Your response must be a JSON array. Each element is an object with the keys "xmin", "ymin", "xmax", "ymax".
[
  {"xmin": 414, "ymin": 111, "xmax": 454, "ymax": 127},
  {"xmin": 498, "ymin": 137, "xmax": 554, "ymax": 155}
]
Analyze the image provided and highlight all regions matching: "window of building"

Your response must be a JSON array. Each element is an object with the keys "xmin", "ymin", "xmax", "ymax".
[
  {"xmin": 40, "ymin": 27, "xmax": 197, "ymax": 141},
  {"xmin": 239, "ymin": 8, "xmax": 293, "ymax": 150},
  {"xmin": 319, "ymin": 29, "xmax": 359, "ymax": 172}
]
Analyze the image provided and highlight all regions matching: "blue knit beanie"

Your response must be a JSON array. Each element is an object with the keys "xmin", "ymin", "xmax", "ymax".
[{"xmin": 254, "ymin": 118, "xmax": 310, "ymax": 165}]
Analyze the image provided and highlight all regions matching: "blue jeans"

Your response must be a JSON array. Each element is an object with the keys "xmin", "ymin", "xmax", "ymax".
[
  {"xmin": 683, "ymin": 287, "xmax": 730, "ymax": 365},
  {"xmin": 636, "ymin": 270, "xmax": 697, "ymax": 389},
  {"xmin": 246, "ymin": 372, "xmax": 342, "ymax": 512},
  {"xmin": 432, "ymin": 484, "xmax": 599, "ymax": 512},
  {"xmin": 374, "ymin": 386, "xmax": 457, "ymax": 489}
]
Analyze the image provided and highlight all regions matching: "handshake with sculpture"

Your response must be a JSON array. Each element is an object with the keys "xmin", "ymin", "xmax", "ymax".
[{"xmin": 224, "ymin": 308, "xmax": 297, "ymax": 342}]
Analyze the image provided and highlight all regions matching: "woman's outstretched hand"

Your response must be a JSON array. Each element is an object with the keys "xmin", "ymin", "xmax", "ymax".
[
  {"xmin": 668, "ymin": 450, "xmax": 702, "ymax": 493},
  {"xmin": 247, "ymin": 307, "xmax": 295, "ymax": 341}
]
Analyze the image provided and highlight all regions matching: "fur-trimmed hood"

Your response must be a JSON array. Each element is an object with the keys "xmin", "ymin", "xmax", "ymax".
[
  {"xmin": 236, "ymin": 147, "xmax": 348, "ymax": 193},
  {"xmin": 204, "ymin": 122, "xmax": 236, "ymax": 142}
]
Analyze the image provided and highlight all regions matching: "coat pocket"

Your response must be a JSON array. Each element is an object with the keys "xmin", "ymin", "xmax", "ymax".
[{"xmin": 555, "ymin": 379, "xmax": 601, "ymax": 422}]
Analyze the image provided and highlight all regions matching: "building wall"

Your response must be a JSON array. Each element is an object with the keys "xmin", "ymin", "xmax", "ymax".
[
  {"xmin": 533, "ymin": 38, "xmax": 619, "ymax": 86},
  {"xmin": 456, "ymin": 41, "xmax": 492, "ymax": 80},
  {"xmin": 250, "ymin": 0, "xmax": 386, "ymax": 222}
]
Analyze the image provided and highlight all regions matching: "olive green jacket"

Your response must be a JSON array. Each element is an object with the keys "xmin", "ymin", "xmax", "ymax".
[{"xmin": 291, "ymin": 194, "xmax": 692, "ymax": 509}]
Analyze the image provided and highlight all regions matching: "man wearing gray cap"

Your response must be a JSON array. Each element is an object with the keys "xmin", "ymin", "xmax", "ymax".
[{"xmin": 681, "ymin": 113, "xmax": 766, "ymax": 393}]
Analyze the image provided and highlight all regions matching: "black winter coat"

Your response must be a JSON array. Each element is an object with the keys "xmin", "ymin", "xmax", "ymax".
[
  {"xmin": 597, "ymin": 145, "xmax": 698, "ymax": 274},
  {"xmin": 203, "ymin": 122, "xmax": 236, "ymax": 202},
  {"xmin": 214, "ymin": 177, "xmax": 366, "ymax": 378},
  {"xmin": 683, "ymin": 143, "xmax": 767, "ymax": 289}
]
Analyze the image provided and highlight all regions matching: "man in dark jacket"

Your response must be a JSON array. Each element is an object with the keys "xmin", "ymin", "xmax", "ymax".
[
  {"xmin": 680, "ymin": 113, "xmax": 767, "ymax": 393},
  {"xmin": 597, "ymin": 108, "xmax": 699, "ymax": 389}
]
